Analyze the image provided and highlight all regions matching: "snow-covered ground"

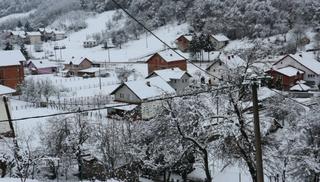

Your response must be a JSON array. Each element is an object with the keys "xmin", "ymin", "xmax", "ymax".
[
  {"xmin": 0, "ymin": 10, "xmax": 35, "ymax": 24},
  {"xmin": 30, "ymin": 11, "xmax": 189, "ymax": 63}
]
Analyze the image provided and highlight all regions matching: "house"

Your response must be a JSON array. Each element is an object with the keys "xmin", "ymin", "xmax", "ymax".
[
  {"xmin": 206, "ymin": 53, "xmax": 245, "ymax": 85},
  {"xmin": 146, "ymin": 49, "xmax": 187, "ymax": 74},
  {"xmin": 109, "ymin": 76, "xmax": 176, "ymax": 120},
  {"xmin": 27, "ymin": 59, "xmax": 58, "ymax": 74},
  {"xmin": 53, "ymin": 30, "xmax": 65, "ymax": 41},
  {"xmin": 83, "ymin": 39, "xmax": 98, "ymax": 48},
  {"xmin": 146, "ymin": 67, "xmax": 192, "ymax": 94},
  {"xmin": 272, "ymin": 52, "xmax": 320, "ymax": 86},
  {"xmin": 266, "ymin": 66, "xmax": 304, "ymax": 90},
  {"xmin": 64, "ymin": 57, "xmax": 94, "ymax": 76},
  {"xmin": 175, "ymin": 35, "xmax": 193, "ymax": 52},
  {"xmin": 38, "ymin": 28, "xmax": 54, "ymax": 41},
  {"xmin": 77, "ymin": 67, "xmax": 109, "ymax": 78},
  {"xmin": 0, "ymin": 50, "xmax": 25, "ymax": 89},
  {"xmin": 210, "ymin": 34, "xmax": 230, "ymax": 50},
  {"xmin": 25, "ymin": 32, "xmax": 42, "ymax": 44},
  {"xmin": 9, "ymin": 31, "xmax": 26, "ymax": 44}
]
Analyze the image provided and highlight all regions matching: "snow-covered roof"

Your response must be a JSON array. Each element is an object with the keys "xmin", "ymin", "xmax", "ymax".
[
  {"xmin": 0, "ymin": 84, "xmax": 16, "ymax": 95},
  {"xmin": 69, "ymin": 57, "xmax": 91, "ymax": 65},
  {"xmin": 113, "ymin": 104, "xmax": 138, "ymax": 111},
  {"xmin": 207, "ymin": 52, "xmax": 246, "ymax": 70},
  {"xmin": 274, "ymin": 66, "xmax": 304, "ymax": 77},
  {"xmin": 78, "ymin": 67, "xmax": 101, "ymax": 73},
  {"xmin": 290, "ymin": 83, "xmax": 311, "ymax": 91},
  {"xmin": 84, "ymin": 38, "xmax": 96, "ymax": 42},
  {"xmin": 26, "ymin": 32, "xmax": 41, "ymax": 36},
  {"xmin": 0, "ymin": 50, "xmax": 25, "ymax": 67},
  {"xmin": 290, "ymin": 53, "xmax": 320, "ymax": 75},
  {"xmin": 147, "ymin": 67, "xmax": 191, "ymax": 82},
  {"xmin": 155, "ymin": 49, "xmax": 186, "ymax": 62},
  {"xmin": 111, "ymin": 76, "xmax": 176, "ymax": 100},
  {"xmin": 276, "ymin": 52, "xmax": 320, "ymax": 75},
  {"xmin": 211, "ymin": 34, "xmax": 230, "ymax": 42},
  {"xmin": 29, "ymin": 59, "xmax": 57, "ymax": 69},
  {"xmin": 10, "ymin": 31, "xmax": 25, "ymax": 36},
  {"xmin": 183, "ymin": 35, "xmax": 193, "ymax": 41}
]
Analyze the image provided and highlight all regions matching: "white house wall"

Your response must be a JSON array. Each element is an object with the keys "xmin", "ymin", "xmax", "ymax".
[{"xmin": 208, "ymin": 62, "xmax": 228, "ymax": 85}]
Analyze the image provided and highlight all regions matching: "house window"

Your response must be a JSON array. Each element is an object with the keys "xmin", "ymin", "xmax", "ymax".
[
  {"xmin": 119, "ymin": 93, "xmax": 124, "ymax": 98},
  {"xmin": 213, "ymin": 69, "xmax": 216, "ymax": 72},
  {"xmin": 308, "ymin": 74, "xmax": 315, "ymax": 78}
]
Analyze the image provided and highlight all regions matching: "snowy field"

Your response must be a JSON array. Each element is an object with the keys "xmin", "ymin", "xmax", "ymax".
[{"xmin": 29, "ymin": 11, "xmax": 189, "ymax": 63}]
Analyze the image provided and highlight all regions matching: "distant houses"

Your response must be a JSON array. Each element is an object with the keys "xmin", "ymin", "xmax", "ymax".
[
  {"xmin": 175, "ymin": 35, "xmax": 193, "ymax": 52},
  {"xmin": 83, "ymin": 39, "xmax": 98, "ymax": 48},
  {"xmin": 25, "ymin": 32, "xmax": 42, "ymax": 44},
  {"xmin": 38, "ymin": 28, "xmax": 66, "ymax": 41},
  {"xmin": 9, "ymin": 31, "xmax": 26, "ymax": 44},
  {"xmin": 175, "ymin": 33, "xmax": 230, "ymax": 52},
  {"xmin": 146, "ymin": 50, "xmax": 187, "ymax": 74},
  {"xmin": 63, "ymin": 57, "xmax": 101, "ymax": 76},
  {"xmin": 0, "ymin": 50, "xmax": 25, "ymax": 89},
  {"xmin": 27, "ymin": 59, "xmax": 58, "ymax": 75},
  {"xmin": 210, "ymin": 34, "xmax": 230, "ymax": 50}
]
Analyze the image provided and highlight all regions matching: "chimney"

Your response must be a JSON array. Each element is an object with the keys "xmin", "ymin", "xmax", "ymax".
[{"xmin": 146, "ymin": 81, "xmax": 151, "ymax": 87}]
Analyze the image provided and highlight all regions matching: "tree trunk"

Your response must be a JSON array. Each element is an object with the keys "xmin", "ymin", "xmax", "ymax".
[{"xmin": 203, "ymin": 150, "xmax": 212, "ymax": 182}]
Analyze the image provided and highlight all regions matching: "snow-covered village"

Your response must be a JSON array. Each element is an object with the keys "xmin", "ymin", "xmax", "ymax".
[{"xmin": 0, "ymin": 0, "xmax": 319, "ymax": 182}]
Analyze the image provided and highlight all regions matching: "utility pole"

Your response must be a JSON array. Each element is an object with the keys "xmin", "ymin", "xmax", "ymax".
[
  {"xmin": 3, "ymin": 96, "xmax": 15, "ymax": 137},
  {"xmin": 251, "ymin": 81, "xmax": 264, "ymax": 182},
  {"xmin": 99, "ymin": 67, "xmax": 102, "ymax": 90}
]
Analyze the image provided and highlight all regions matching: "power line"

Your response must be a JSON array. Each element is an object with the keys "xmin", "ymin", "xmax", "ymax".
[{"xmin": 0, "ymin": 86, "xmax": 234, "ymax": 123}]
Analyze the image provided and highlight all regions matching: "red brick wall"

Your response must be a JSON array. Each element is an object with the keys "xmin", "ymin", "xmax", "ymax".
[
  {"xmin": 0, "ymin": 64, "xmax": 24, "ymax": 89},
  {"xmin": 147, "ymin": 54, "xmax": 187, "ymax": 74}
]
